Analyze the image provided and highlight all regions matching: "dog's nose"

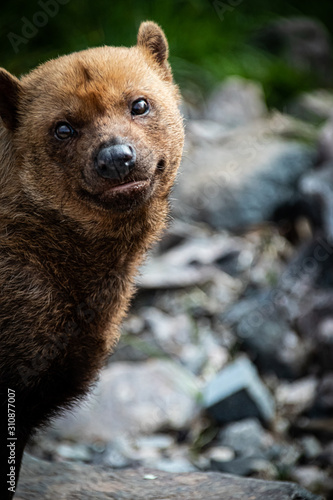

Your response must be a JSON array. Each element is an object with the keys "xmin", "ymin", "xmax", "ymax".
[{"xmin": 95, "ymin": 144, "xmax": 136, "ymax": 180}]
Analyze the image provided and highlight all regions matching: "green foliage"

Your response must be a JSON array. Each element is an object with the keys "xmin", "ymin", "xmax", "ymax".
[{"xmin": 1, "ymin": 0, "xmax": 332, "ymax": 108}]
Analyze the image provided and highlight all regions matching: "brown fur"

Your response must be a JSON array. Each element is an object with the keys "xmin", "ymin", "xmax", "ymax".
[{"xmin": 0, "ymin": 22, "xmax": 184, "ymax": 498}]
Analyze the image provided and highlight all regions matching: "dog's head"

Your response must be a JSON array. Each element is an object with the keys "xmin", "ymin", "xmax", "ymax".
[{"xmin": 0, "ymin": 22, "xmax": 184, "ymax": 222}]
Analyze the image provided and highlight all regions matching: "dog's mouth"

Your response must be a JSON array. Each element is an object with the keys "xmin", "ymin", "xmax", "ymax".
[
  {"xmin": 99, "ymin": 158, "xmax": 165, "ymax": 198},
  {"xmin": 98, "ymin": 178, "xmax": 151, "ymax": 201},
  {"xmin": 79, "ymin": 160, "xmax": 165, "ymax": 211}
]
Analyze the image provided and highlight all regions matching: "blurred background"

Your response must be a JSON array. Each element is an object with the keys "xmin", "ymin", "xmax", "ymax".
[
  {"xmin": 3, "ymin": 1, "xmax": 333, "ymax": 499},
  {"xmin": 2, "ymin": 0, "xmax": 333, "ymax": 107}
]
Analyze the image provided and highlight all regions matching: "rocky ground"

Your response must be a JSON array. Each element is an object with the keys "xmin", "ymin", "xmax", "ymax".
[
  {"xmin": 17, "ymin": 454, "xmax": 321, "ymax": 500},
  {"xmin": 26, "ymin": 76, "xmax": 333, "ymax": 499}
]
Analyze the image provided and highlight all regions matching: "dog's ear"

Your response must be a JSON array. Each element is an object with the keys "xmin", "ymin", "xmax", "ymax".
[
  {"xmin": 137, "ymin": 21, "xmax": 172, "ymax": 80},
  {"xmin": 0, "ymin": 69, "xmax": 23, "ymax": 131},
  {"xmin": 137, "ymin": 21, "xmax": 169, "ymax": 66}
]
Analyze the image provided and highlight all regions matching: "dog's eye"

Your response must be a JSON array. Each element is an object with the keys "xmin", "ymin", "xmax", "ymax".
[
  {"xmin": 55, "ymin": 122, "xmax": 75, "ymax": 140},
  {"xmin": 131, "ymin": 98, "xmax": 150, "ymax": 116}
]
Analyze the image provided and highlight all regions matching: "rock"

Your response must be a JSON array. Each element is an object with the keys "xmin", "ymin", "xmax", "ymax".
[
  {"xmin": 51, "ymin": 360, "xmax": 200, "ymax": 442},
  {"xmin": 309, "ymin": 373, "xmax": 333, "ymax": 418},
  {"xmin": 288, "ymin": 90, "xmax": 333, "ymax": 125},
  {"xmin": 205, "ymin": 446, "xmax": 235, "ymax": 463},
  {"xmin": 318, "ymin": 440, "xmax": 333, "ymax": 466},
  {"xmin": 244, "ymin": 227, "xmax": 293, "ymax": 288},
  {"xmin": 141, "ymin": 307, "xmax": 194, "ymax": 354},
  {"xmin": 173, "ymin": 114, "xmax": 316, "ymax": 231},
  {"xmin": 135, "ymin": 434, "xmax": 175, "ymax": 451},
  {"xmin": 223, "ymin": 234, "xmax": 333, "ymax": 378},
  {"xmin": 140, "ymin": 306, "xmax": 228, "ymax": 375},
  {"xmin": 137, "ymin": 234, "xmax": 244, "ymax": 294},
  {"xmin": 299, "ymin": 436, "xmax": 322, "ymax": 461},
  {"xmin": 300, "ymin": 162, "xmax": 333, "ymax": 241},
  {"xmin": 180, "ymin": 339, "xmax": 229, "ymax": 377},
  {"xmin": 102, "ymin": 441, "xmax": 134, "ymax": 469},
  {"xmin": 17, "ymin": 453, "xmax": 323, "ymax": 500},
  {"xmin": 276, "ymin": 237, "xmax": 333, "ymax": 323},
  {"xmin": 291, "ymin": 465, "xmax": 333, "ymax": 496},
  {"xmin": 96, "ymin": 434, "xmax": 178, "ymax": 470},
  {"xmin": 317, "ymin": 114, "xmax": 333, "ymax": 164},
  {"xmin": 55, "ymin": 443, "xmax": 92, "ymax": 463},
  {"xmin": 276, "ymin": 377, "xmax": 318, "ymax": 418},
  {"xmin": 275, "ymin": 443, "xmax": 302, "ymax": 470},
  {"xmin": 296, "ymin": 295, "xmax": 333, "ymax": 372},
  {"xmin": 210, "ymin": 419, "xmax": 277, "ymax": 479},
  {"xmin": 122, "ymin": 314, "xmax": 146, "ymax": 335},
  {"xmin": 202, "ymin": 76, "xmax": 267, "ymax": 129},
  {"xmin": 152, "ymin": 456, "xmax": 197, "ymax": 474},
  {"xmin": 210, "ymin": 455, "xmax": 276, "ymax": 479},
  {"xmin": 295, "ymin": 119, "xmax": 333, "ymax": 241},
  {"xmin": 202, "ymin": 357, "xmax": 275, "ymax": 424},
  {"xmin": 138, "ymin": 256, "xmax": 220, "ymax": 289},
  {"xmin": 224, "ymin": 291, "xmax": 308, "ymax": 378},
  {"xmin": 102, "ymin": 435, "xmax": 197, "ymax": 473},
  {"xmin": 217, "ymin": 418, "xmax": 274, "ymax": 458},
  {"xmin": 185, "ymin": 119, "xmax": 230, "ymax": 142},
  {"xmin": 294, "ymin": 416, "xmax": 333, "ymax": 438},
  {"xmin": 300, "ymin": 119, "xmax": 333, "ymax": 241}
]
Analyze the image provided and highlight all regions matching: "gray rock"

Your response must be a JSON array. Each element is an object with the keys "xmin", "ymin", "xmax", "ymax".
[
  {"xmin": 55, "ymin": 443, "xmax": 92, "ymax": 463},
  {"xmin": 300, "ymin": 162, "xmax": 333, "ymax": 241},
  {"xmin": 310, "ymin": 373, "xmax": 333, "ymax": 418},
  {"xmin": 18, "ymin": 453, "xmax": 323, "ymax": 500},
  {"xmin": 317, "ymin": 114, "xmax": 333, "ymax": 164},
  {"xmin": 103, "ymin": 446, "xmax": 133, "ymax": 469},
  {"xmin": 202, "ymin": 76, "xmax": 267, "ymax": 129},
  {"xmin": 275, "ymin": 237, "xmax": 333, "ymax": 322},
  {"xmin": 205, "ymin": 446, "xmax": 235, "ymax": 463},
  {"xmin": 138, "ymin": 255, "xmax": 219, "ymax": 289},
  {"xmin": 137, "ymin": 234, "xmax": 244, "ymax": 293},
  {"xmin": 275, "ymin": 443, "xmax": 302, "ymax": 469},
  {"xmin": 141, "ymin": 307, "xmax": 194, "ymax": 355},
  {"xmin": 202, "ymin": 357, "xmax": 275, "ymax": 424},
  {"xmin": 296, "ymin": 294, "xmax": 333, "ymax": 372},
  {"xmin": 288, "ymin": 90, "xmax": 333, "ymax": 125},
  {"xmin": 319, "ymin": 440, "xmax": 333, "ymax": 466},
  {"xmin": 152, "ymin": 457, "xmax": 197, "ymax": 473},
  {"xmin": 185, "ymin": 119, "xmax": 230, "ymax": 141},
  {"xmin": 140, "ymin": 306, "xmax": 229, "ymax": 375},
  {"xmin": 210, "ymin": 455, "xmax": 274, "ymax": 478},
  {"xmin": 51, "ymin": 360, "xmax": 200, "ymax": 442},
  {"xmin": 299, "ymin": 436, "xmax": 322, "ymax": 460},
  {"xmin": 96, "ymin": 434, "xmax": 176, "ymax": 470},
  {"xmin": 217, "ymin": 418, "xmax": 274, "ymax": 458},
  {"xmin": 135, "ymin": 434, "xmax": 174, "ymax": 451},
  {"xmin": 173, "ymin": 114, "xmax": 316, "ymax": 231},
  {"xmin": 224, "ymin": 291, "xmax": 308, "ymax": 378},
  {"xmin": 291, "ymin": 465, "xmax": 333, "ymax": 496},
  {"xmin": 276, "ymin": 378, "xmax": 318, "ymax": 418},
  {"xmin": 101, "ymin": 434, "xmax": 197, "ymax": 473}
]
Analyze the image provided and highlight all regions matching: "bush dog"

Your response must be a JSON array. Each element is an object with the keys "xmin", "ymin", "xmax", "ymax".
[{"xmin": 0, "ymin": 21, "xmax": 184, "ymax": 498}]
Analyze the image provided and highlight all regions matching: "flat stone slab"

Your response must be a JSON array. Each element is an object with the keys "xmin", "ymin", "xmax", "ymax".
[
  {"xmin": 16, "ymin": 453, "xmax": 323, "ymax": 500},
  {"xmin": 202, "ymin": 357, "xmax": 275, "ymax": 424},
  {"xmin": 51, "ymin": 360, "xmax": 200, "ymax": 442}
]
